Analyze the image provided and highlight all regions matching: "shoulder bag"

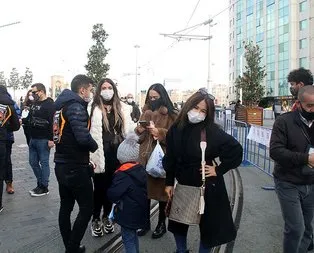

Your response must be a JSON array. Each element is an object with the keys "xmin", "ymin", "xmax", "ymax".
[{"xmin": 169, "ymin": 129, "xmax": 207, "ymax": 225}]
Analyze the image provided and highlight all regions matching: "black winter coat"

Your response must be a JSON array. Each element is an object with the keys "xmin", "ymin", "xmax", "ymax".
[
  {"xmin": 270, "ymin": 111, "xmax": 314, "ymax": 184},
  {"xmin": 163, "ymin": 122, "xmax": 243, "ymax": 247},
  {"xmin": 54, "ymin": 89, "xmax": 98, "ymax": 164},
  {"xmin": 107, "ymin": 163, "xmax": 148, "ymax": 230},
  {"xmin": 0, "ymin": 93, "xmax": 20, "ymax": 141}
]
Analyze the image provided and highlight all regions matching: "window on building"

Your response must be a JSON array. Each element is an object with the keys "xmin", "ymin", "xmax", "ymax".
[
  {"xmin": 267, "ymin": 0, "xmax": 275, "ymax": 7},
  {"xmin": 299, "ymin": 1, "xmax": 307, "ymax": 12},
  {"xmin": 299, "ymin": 38, "xmax": 307, "ymax": 49},
  {"xmin": 299, "ymin": 57, "xmax": 308, "ymax": 68},
  {"xmin": 299, "ymin": 20, "xmax": 308, "ymax": 31}
]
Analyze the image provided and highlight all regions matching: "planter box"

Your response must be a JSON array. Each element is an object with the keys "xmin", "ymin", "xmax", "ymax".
[{"xmin": 235, "ymin": 107, "xmax": 263, "ymax": 126}]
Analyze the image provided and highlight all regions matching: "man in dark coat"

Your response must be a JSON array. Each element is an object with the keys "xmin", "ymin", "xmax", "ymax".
[
  {"xmin": 0, "ymin": 85, "xmax": 20, "ymax": 212},
  {"xmin": 54, "ymin": 75, "xmax": 98, "ymax": 253},
  {"xmin": 270, "ymin": 85, "xmax": 314, "ymax": 253}
]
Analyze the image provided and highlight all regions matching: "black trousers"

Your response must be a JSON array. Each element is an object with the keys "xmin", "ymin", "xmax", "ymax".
[
  {"xmin": 55, "ymin": 163, "xmax": 93, "ymax": 253},
  {"xmin": 92, "ymin": 172, "xmax": 113, "ymax": 221},
  {"xmin": 143, "ymin": 199, "xmax": 167, "ymax": 229},
  {"xmin": 4, "ymin": 141, "xmax": 13, "ymax": 182},
  {"xmin": 0, "ymin": 142, "xmax": 6, "ymax": 207}
]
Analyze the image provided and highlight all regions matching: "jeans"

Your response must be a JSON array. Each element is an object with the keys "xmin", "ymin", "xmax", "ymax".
[
  {"xmin": 274, "ymin": 178, "xmax": 314, "ymax": 253},
  {"xmin": 174, "ymin": 234, "xmax": 212, "ymax": 253},
  {"xmin": 121, "ymin": 226, "xmax": 139, "ymax": 253},
  {"xmin": 0, "ymin": 142, "xmax": 6, "ymax": 206},
  {"xmin": 55, "ymin": 163, "xmax": 93, "ymax": 253},
  {"xmin": 4, "ymin": 141, "xmax": 13, "ymax": 182},
  {"xmin": 29, "ymin": 138, "xmax": 50, "ymax": 188}
]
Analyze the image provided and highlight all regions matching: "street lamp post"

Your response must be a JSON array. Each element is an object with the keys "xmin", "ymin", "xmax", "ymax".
[{"xmin": 134, "ymin": 45, "xmax": 140, "ymax": 105}]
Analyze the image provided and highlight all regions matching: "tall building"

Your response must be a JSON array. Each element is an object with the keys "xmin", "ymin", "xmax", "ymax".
[
  {"xmin": 228, "ymin": 0, "xmax": 314, "ymax": 102},
  {"xmin": 212, "ymin": 83, "xmax": 228, "ymax": 106}
]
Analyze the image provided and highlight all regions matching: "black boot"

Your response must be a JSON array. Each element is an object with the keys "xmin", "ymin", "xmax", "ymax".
[{"xmin": 152, "ymin": 221, "xmax": 167, "ymax": 239}]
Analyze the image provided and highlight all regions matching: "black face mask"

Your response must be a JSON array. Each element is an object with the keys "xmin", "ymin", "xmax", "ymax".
[
  {"xmin": 300, "ymin": 105, "xmax": 314, "ymax": 121},
  {"xmin": 290, "ymin": 87, "xmax": 298, "ymax": 98},
  {"xmin": 32, "ymin": 93, "xmax": 40, "ymax": 101},
  {"xmin": 149, "ymin": 99, "xmax": 163, "ymax": 111}
]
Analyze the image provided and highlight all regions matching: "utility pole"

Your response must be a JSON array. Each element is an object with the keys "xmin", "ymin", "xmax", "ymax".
[
  {"xmin": 207, "ymin": 21, "xmax": 217, "ymax": 94},
  {"xmin": 134, "ymin": 45, "xmax": 140, "ymax": 105},
  {"xmin": 161, "ymin": 18, "xmax": 216, "ymax": 93}
]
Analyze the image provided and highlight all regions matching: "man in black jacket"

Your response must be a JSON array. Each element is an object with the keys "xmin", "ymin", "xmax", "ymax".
[
  {"xmin": 270, "ymin": 85, "xmax": 314, "ymax": 253},
  {"xmin": 0, "ymin": 85, "xmax": 20, "ymax": 213},
  {"xmin": 28, "ymin": 83, "xmax": 55, "ymax": 197},
  {"xmin": 54, "ymin": 74, "xmax": 98, "ymax": 253},
  {"xmin": 126, "ymin": 93, "xmax": 141, "ymax": 123}
]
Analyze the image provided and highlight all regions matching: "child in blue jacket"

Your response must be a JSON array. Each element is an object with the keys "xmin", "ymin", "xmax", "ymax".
[{"xmin": 107, "ymin": 132, "xmax": 148, "ymax": 253}]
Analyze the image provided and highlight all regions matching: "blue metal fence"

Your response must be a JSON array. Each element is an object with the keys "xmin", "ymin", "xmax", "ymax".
[{"xmin": 217, "ymin": 115, "xmax": 275, "ymax": 190}]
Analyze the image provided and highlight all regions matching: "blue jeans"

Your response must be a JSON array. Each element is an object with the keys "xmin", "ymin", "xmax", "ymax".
[
  {"xmin": 29, "ymin": 138, "xmax": 50, "ymax": 188},
  {"xmin": 274, "ymin": 178, "xmax": 314, "ymax": 253},
  {"xmin": 121, "ymin": 226, "xmax": 139, "ymax": 253},
  {"xmin": 174, "ymin": 234, "xmax": 212, "ymax": 253}
]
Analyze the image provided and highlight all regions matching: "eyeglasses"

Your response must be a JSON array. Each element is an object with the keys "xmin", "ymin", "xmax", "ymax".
[{"xmin": 198, "ymin": 88, "xmax": 215, "ymax": 101}]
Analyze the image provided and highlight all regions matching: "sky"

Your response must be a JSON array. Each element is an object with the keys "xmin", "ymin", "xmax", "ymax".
[{"xmin": 0, "ymin": 0, "xmax": 229, "ymax": 98}]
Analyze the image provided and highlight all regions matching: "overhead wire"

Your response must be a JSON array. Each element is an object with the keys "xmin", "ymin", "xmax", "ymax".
[{"xmin": 140, "ymin": 0, "xmax": 237, "ymax": 69}]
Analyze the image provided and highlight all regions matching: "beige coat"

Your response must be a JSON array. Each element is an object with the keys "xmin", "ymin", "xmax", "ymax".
[{"xmin": 135, "ymin": 105, "xmax": 177, "ymax": 202}]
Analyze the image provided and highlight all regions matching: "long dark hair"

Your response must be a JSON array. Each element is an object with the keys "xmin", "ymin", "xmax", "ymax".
[
  {"xmin": 174, "ymin": 90, "xmax": 215, "ymax": 129},
  {"xmin": 23, "ymin": 89, "xmax": 33, "ymax": 107},
  {"xmin": 144, "ymin": 83, "xmax": 175, "ymax": 115},
  {"xmin": 91, "ymin": 78, "xmax": 123, "ymax": 133}
]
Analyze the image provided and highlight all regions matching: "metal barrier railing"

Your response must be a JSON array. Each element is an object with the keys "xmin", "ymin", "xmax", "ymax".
[{"xmin": 220, "ymin": 118, "xmax": 275, "ymax": 190}]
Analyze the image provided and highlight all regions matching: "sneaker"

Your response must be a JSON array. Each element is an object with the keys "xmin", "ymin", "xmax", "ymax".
[
  {"xmin": 103, "ymin": 217, "xmax": 114, "ymax": 234},
  {"xmin": 29, "ymin": 186, "xmax": 40, "ymax": 194},
  {"xmin": 91, "ymin": 219, "xmax": 104, "ymax": 237},
  {"xmin": 31, "ymin": 187, "xmax": 49, "ymax": 197},
  {"xmin": 0, "ymin": 206, "xmax": 3, "ymax": 213}
]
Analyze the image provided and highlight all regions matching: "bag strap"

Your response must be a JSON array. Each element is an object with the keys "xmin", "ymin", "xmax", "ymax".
[{"xmin": 200, "ymin": 129, "xmax": 207, "ymax": 187}]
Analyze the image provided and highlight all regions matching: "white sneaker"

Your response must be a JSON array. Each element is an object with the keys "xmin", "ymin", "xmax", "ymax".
[
  {"xmin": 91, "ymin": 219, "xmax": 104, "ymax": 237},
  {"xmin": 103, "ymin": 217, "xmax": 114, "ymax": 234}
]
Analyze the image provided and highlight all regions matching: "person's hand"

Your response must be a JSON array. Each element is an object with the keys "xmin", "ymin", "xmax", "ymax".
[
  {"xmin": 146, "ymin": 121, "xmax": 159, "ymax": 139},
  {"xmin": 48, "ymin": 140, "xmax": 55, "ymax": 149},
  {"xmin": 200, "ymin": 164, "xmax": 217, "ymax": 177},
  {"xmin": 165, "ymin": 186, "xmax": 174, "ymax": 199},
  {"xmin": 309, "ymin": 153, "xmax": 314, "ymax": 167},
  {"xmin": 136, "ymin": 124, "xmax": 146, "ymax": 134}
]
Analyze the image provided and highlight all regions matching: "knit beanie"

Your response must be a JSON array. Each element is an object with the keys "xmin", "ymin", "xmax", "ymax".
[{"xmin": 117, "ymin": 132, "xmax": 139, "ymax": 164}]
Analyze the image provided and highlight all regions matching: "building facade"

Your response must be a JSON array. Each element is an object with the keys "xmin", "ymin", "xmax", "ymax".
[{"xmin": 229, "ymin": 0, "xmax": 314, "ymax": 102}]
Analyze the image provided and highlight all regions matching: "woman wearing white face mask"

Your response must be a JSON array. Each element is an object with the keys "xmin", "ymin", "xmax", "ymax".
[
  {"xmin": 163, "ymin": 88, "xmax": 243, "ymax": 253},
  {"xmin": 88, "ymin": 78, "xmax": 136, "ymax": 237}
]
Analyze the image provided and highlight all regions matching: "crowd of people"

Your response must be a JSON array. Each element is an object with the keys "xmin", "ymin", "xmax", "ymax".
[{"xmin": 0, "ymin": 67, "xmax": 313, "ymax": 253}]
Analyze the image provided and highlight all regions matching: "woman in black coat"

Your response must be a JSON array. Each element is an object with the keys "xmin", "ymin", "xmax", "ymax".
[{"xmin": 163, "ymin": 88, "xmax": 243, "ymax": 253}]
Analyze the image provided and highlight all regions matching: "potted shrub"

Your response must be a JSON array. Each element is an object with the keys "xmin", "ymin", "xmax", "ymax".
[{"xmin": 235, "ymin": 41, "xmax": 267, "ymax": 126}]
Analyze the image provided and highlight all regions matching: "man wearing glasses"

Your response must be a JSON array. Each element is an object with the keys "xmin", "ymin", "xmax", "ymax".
[{"xmin": 28, "ymin": 83, "xmax": 55, "ymax": 197}]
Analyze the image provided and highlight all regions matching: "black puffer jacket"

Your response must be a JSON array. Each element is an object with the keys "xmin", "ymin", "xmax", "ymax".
[
  {"xmin": 0, "ymin": 92, "xmax": 20, "ymax": 141},
  {"xmin": 54, "ymin": 89, "xmax": 98, "ymax": 164}
]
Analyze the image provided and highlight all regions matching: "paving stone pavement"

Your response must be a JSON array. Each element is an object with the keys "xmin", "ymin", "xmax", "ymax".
[{"xmin": 0, "ymin": 130, "xmax": 112, "ymax": 253}]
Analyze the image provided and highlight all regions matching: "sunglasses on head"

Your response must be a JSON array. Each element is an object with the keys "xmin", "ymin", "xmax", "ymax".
[{"xmin": 198, "ymin": 88, "xmax": 215, "ymax": 101}]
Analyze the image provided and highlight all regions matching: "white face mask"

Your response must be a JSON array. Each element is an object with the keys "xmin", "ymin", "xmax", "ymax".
[
  {"xmin": 84, "ymin": 92, "xmax": 93, "ymax": 103},
  {"xmin": 101, "ymin": 89, "xmax": 114, "ymax": 101},
  {"xmin": 28, "ymin": 95, "xmax": 34, "ymax": 101},
  {"xmin": 187, "ymin": 110, "xmax": 206, "ymax": 124},
  {"xmin": 127, "ymin": 98, "xmax": 133, "ymax": 104}
]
